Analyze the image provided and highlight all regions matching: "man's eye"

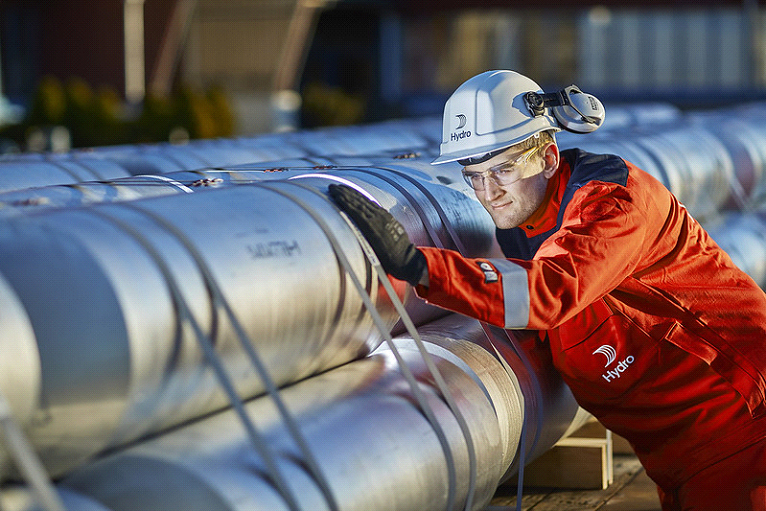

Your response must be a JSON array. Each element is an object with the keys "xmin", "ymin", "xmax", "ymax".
[{"xmin": 493, "ymin": 168, "xmax": 514, "ymax": 176}]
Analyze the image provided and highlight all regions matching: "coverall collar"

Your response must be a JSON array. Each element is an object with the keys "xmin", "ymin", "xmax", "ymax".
[{"xmin": 519, "ymin": 160, "xmax": 569, "ymax": 237}]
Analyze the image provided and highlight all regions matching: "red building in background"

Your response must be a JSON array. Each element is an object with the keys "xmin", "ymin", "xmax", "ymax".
[{"xmin": 1, "ymin": 0, "xmax": 186, "ymax": 104}]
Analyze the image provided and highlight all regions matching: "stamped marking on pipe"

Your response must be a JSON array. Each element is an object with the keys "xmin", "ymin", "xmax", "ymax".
[{"xmin": 247, "ymin": 240, "xmax": 301, "ymax": 259}]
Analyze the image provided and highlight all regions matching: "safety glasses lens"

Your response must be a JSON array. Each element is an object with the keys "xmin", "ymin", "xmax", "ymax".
[{"xmin": 462, "ymin": 145, "xmax": 541, "ymax": 190}]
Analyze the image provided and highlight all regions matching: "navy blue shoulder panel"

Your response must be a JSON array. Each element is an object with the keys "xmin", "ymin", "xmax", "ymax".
[
  {"xmin": 497, "ymin": 149, "xmax": 630, "ymax": 260},
  {"xmin": 562, "ymin": 148, "xmax": 628, "ymax": 189}
]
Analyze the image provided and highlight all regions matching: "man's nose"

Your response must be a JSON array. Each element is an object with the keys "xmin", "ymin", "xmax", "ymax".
[{"xmin": 482, "ymin": 175, "xmax": 503, "ymax": 199}]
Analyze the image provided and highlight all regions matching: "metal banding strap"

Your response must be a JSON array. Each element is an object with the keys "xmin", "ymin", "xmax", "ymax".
[
  {"xmin": 270, "ymin": 179, "xmax": 466, "ymax": 511},
  {"xmin": 0, "ymin": 391, "xmax": 67, "ymax": 511},
  {"xmin": 360, "ymin": 166, "xmax": 536, "ymax": 511},
  {"xmin": 337, "ymin": 168, "xmax": 478, "ymax": 510},
  {"xmin": 133, "ymin": 174, "xmax": 196, "ymax": 193},
  {"xmin": 481, "ymin": 329, "xmax": 531, "ymax": 511},
  {"xmin": 87, "ymin": 206, "xmax": 311, "ymax": 511}
]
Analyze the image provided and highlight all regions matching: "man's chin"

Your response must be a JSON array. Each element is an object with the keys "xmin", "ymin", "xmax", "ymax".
[{"xmin": 492, "ymin": 217, "xmax": 520, "ymax": 230}]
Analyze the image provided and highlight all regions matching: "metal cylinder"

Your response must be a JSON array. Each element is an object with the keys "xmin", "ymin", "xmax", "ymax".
[
  {"xmin": 0, "ymin": 183, "xmax": 391, "ymax": 479},
  {"xmin": 0, "ymin": 152, "xmax": 466, "ymax": 218},
  {"xmin": 654, "ymin": 126, "xmax": 734, "ymax": 220},
  {"xmin": 390, "ymin": 314, "xmax": 583, "ymax": 482},
  {"xmin": 60, "ymin": 315, "xmax": 557, "ymax": 511},
  {"xmin": 0, "ymin": 168, "xmax": 497, "ymax": 480},
  {"xmin": 686, "ymin": 112, "xmax": 766, "ymax": 210},
  {"xmin": 0, "ymin": 156, "xmax": 131, "ymax": 194}
]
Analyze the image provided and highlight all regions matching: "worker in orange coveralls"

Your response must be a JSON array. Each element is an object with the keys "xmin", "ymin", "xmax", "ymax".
[{"xmin": 329, "ymin": 70, "xmax": 766, "ymax": 511}]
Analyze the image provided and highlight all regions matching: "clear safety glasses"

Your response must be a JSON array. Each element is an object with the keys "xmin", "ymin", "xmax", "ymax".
[{"xmin": 461, "ymin": 145, "xmax": 544, "ymax": 191}]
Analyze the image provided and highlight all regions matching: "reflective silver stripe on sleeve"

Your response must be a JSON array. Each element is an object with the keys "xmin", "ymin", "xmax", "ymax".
[{"xmin": 488, "ymin": 258, "xmax": 530, "ymax": 329}]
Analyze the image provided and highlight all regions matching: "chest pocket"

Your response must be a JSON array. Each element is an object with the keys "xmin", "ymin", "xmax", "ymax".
[{"xmin": 551, "ymin": 299, "xmax": 663, "ymax": 404}]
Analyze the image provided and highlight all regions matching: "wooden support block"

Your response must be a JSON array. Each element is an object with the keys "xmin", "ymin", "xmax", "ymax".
[
  {"xmin": 521, "ymin": 417, "xmax": 617, "ymax": 490},
  {"xmin": 522, "ymin": 440, "xmax": 610, "ymax": 490}
]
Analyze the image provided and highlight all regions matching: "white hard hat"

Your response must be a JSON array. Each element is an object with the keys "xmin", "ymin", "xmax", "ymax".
[{"xmin": 432, "ymin": 70, "xmax": 605, "ymax": 165}]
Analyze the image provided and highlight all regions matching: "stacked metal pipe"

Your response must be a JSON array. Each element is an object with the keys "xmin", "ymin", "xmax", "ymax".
[{"xmin": 0, "ymin": 102, "xmax": 765, "ymax": 511}]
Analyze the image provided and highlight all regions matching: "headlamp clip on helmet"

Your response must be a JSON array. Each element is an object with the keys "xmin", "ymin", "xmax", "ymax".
[{"xmin": 523, "ymin": 85, "xmax": 605, "ymax": 134}]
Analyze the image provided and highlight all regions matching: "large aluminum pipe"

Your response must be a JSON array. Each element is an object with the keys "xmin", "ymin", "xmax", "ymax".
[
  {"xmin": 688, "ymin": 112, "xmax": 766, "ymax": 210},
  {"xmin": 60, "ymin": 314, "xmax": 579, "ymax": 511},
  {"xmin": 555, "ymin": 102, "xmax": 681, "ymax": 141},
  {"xmin": 264, "ymin": 117, "xmax": 439, "ymax": 156},
  {"xmin": 559, "ymin": 137, "xmax": 667, "ymax": 188},
  {"xmin": 390, "ymin": 314, "xmax": 583, "ymax": 482},
  {"xmin": 0, "ymin": 170, "xmax": 497, "ymax": 480},
  {"xmin": 0, "ymin": 157, "xmax": 130, "ymax": 194},
  {"xmin": 0, "ymin": 155, "xmax": 465, "ymax": 220},
  {"xmin": 0, "ymin": 115, "xmax": 438, "ymax": 189},
  {"xmin": 91, "ymin": 140, "xmax": 310, "ymax": 176},
  {"xmin": 560, "ymin": 123, "xmax": 736, "ymax": 222}
]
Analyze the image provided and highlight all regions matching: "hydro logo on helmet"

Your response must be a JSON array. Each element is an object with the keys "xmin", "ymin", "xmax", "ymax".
[{"xmin": 432, "ymin": 70, "xmax": 605, "ymax": 165}]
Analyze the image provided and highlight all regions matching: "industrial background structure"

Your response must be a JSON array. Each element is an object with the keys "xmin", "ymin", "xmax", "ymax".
[{"xmin": 1, "ymin": 0, "xmax": 766, "ymax": 142}]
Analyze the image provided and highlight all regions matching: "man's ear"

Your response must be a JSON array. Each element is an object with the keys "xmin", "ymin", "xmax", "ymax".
[{"xmin": 542, "ymin": 143, "xmax": 559, "ymax": 179}]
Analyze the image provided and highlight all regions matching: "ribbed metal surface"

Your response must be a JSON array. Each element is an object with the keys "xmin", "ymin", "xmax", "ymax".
[
  {"xmin": 60, "ymin": 315, "xmax": 566, "ymax": 511},
  {"xmin": 0, "ymin": 169, "xmax": 498, "ymax": 481},
  {"xmin": 393, "ymin": 314, "xmax": 584, "ymax": 482}
]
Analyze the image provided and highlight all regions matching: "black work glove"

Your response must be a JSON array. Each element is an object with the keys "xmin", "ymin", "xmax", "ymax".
[{"xmin": 328, "ymin": 184, "xmax": 427, "ymax": 286}]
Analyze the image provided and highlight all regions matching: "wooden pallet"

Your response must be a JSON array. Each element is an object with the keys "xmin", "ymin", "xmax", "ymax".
[
  {"xmin": 489, "ymin": 454, "xmax": 660, "ymax": 511},
  {"xmin": 523, "ymin": 419, "xmax": 632, "ymax": 490},
  {"xmin": 488, "ymin": 418, "xmax": 662, "ymax": 511}
]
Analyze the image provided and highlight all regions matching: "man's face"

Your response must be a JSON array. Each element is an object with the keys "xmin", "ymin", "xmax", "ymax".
[{"xmin": 462, "ymin": 143, "xmax": 558, "ymax": 229}]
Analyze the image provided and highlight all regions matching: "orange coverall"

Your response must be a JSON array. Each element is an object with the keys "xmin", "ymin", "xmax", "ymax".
[{"xmin": 416, "ymin": 149, "xmax": 766, "ymax": 510}]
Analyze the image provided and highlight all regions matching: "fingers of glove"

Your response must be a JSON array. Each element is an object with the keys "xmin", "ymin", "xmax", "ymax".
[
  {"xmin": 329, "ymin": 184, "xmax": 399, "ymax": 241},
  {"xmin": 328, "ymin": 184, "xmax": 384, "ymax": 221},
  {"xmin": 384, "ymin": 218, "xmax": 406, "ymax": 244}
]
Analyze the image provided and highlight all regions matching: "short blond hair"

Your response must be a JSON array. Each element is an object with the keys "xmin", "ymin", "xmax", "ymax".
[{"xmin": 514, "ymin": 130, "xmax": 556, "ymax": 152}]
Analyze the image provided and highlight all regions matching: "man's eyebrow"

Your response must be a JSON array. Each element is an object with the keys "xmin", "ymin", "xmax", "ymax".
[
  {"xmin": 487, "ymin": 146, "xmax": 539, "ymax": 172},
  {"xmin": 488, "ymin": 159, "xmax": 519, "ymax": 172}
]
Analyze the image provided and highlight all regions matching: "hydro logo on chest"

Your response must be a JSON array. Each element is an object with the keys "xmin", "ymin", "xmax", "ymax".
[
  {"xmin": 593, "ymin": 344, "xmax": 635, "ymax": 382},
  {"xmin": 602, "ymin": 356, "xmax": 635, "ymax": 382}
]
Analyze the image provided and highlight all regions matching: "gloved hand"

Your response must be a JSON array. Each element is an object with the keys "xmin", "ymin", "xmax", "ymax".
[{"xmin": 328, "ymin": 184, "xmax": 427, "ymax": 286}]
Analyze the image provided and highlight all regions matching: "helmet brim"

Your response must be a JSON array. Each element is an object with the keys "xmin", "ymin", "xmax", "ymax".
[
  {"xmin": 431, "ymin": 124, "xmax": 561, "ymax": 165},
  {"xmin": 431, "ymin": 142, "xmax": 513, "ymax": 165}
]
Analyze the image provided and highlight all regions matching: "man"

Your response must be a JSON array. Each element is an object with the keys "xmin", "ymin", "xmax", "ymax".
[{"xmin": 329, "ymin": 70, "xmax": 766, "ymax": 510}]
